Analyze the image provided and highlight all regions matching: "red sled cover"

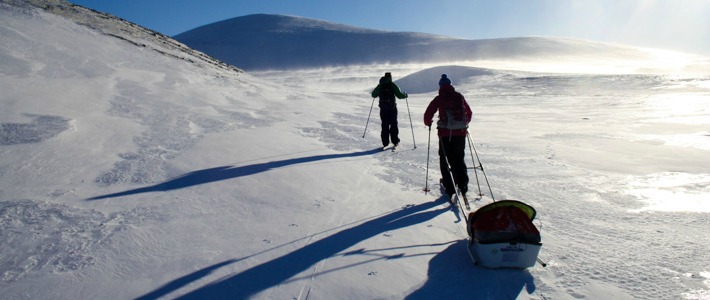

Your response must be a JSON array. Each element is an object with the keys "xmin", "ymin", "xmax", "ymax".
[{"xmin": 468, "ymin": 200, "xmax": 541, "ymax": 244}]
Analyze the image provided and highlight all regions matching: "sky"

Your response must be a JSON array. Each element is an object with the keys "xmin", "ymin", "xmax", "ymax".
[{"xmin": 67, "ymin": 0, "xmax": 710, "ymax": 56}]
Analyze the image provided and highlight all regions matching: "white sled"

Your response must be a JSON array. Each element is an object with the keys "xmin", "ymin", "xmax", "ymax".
[
  {"xmin": 467, "ymin": 240, "xmax": 542, "ymax": 269},
  {"xmin": 466, "ymin": 200, "xmax": 543, "ymax": 269}
]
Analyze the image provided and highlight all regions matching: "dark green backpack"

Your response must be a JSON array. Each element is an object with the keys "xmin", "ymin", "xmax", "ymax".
[{"xmin": 378, "ymin": 82, "xmax": 396, "ymax": 109}]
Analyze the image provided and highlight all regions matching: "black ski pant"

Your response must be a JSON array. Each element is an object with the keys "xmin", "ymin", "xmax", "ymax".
[
  {"xmin": 439, "ymin": 135, "xmax": 468, "ymax": 196},
  {"xmin": 380, "ymin": 108, "xmax": 400, "ymax": 147}
]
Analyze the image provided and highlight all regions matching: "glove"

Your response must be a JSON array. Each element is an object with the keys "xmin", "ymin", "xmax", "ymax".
[
  {"xmin": 404, "ymin": 93, "xmax": 408, "ymax": 98},
  {"xmin": 424, "ymin": 119, "xmax": 432, "ymax": 127}
]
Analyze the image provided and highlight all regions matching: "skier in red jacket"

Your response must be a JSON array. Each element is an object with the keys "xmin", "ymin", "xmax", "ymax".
[{"xmin": 423, "ymin": 74, "xmax": 472, "ymax": 199}]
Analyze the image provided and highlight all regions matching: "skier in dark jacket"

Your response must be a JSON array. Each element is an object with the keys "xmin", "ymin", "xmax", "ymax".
[
  {"xmin": 371, "ymin": 72, "xmax": 408, "ymax": 148},
  {"xmin": 424, "ymin": 74, "xmax": 472, "ymax": 199}
]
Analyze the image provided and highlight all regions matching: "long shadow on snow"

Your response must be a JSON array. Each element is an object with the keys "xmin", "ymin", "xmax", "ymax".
[
  {"xmin": 87, "ymin": 148, "xmax": 383, "ymax": 200},
  {"xmin": 406, "ymin": 240, "xmax": 536, "ymax": 299},
  {"xmin": 135, "ymin": 259, "xmax": 240, "ymax": 300},
  {"xmin": 164, "ymin": 199, "xmax": 450, "ymax": 299}
]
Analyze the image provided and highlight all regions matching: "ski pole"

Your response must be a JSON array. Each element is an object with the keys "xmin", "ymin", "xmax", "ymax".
[
  {"xmin": 363, "ymin": 97, "xmax": 376, "ymax": 138},
  {"xmin": 465, "ymin": 131, "xmax": 484, "ymax": 198},
  {"xmin": 404, "ymin": 96, "xmax": 416, "ymax": 149},
  {"xmin": 423, "ymin": 126, "xmax": 432, "ymax": 194},
  {"xmin": 440, "ymin": 137, "xmax": 469, "ymax": 210},
  {"xmin": 537, "ymin": 257, "xmax": 548, "ymax": 267},
  {"xmin": 467, "ymin": 132, "xmax": 496, "ymax": 202}
]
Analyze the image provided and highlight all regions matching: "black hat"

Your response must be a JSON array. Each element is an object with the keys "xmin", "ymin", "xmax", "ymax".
[{"xmin": 439, "ymin": 74, "xmax": 451, "ymax": 86}]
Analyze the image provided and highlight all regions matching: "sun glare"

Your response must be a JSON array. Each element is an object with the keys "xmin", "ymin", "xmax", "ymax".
[{"xmin": 628, "ymin": 173, "xmax": 710, "ymax": 213}]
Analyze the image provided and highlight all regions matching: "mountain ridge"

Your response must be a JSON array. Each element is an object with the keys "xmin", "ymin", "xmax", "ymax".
[{"xmin": 174, "ymin": 14, "xmax": 654, "ymax": 71}]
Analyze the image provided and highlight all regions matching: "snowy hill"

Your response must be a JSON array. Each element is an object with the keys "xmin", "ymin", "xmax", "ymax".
[
  {"xmin": 2, "ymin": 1, "xmax": 710, "ymax": 299},
  {"xmin": 4, "ymin": 0, "xmax": 240, "ymax": 74},
  {"xmin": 173, "ymin": 13, "xmax": 708, "ymax": 73}
]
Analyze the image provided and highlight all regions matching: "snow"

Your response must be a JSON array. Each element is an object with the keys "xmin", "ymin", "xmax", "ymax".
[{"xmin": 1, "ymin": 1, "xmax": 710, "ymax": 299}]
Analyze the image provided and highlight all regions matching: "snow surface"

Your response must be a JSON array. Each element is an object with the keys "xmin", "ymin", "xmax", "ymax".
[{"xmin": 1, "ymin": 1, "xmax": 710, "ymax": 300}]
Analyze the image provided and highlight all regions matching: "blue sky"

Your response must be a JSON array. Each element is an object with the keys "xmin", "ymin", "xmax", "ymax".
[{"xmin": 69, "ymin": 0, "xmax": 710, "ymax": 55}]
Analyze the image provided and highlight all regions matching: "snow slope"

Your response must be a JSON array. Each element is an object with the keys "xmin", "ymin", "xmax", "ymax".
[{"xmin": 1, "ymin": 1, "xmax": 710, "ymax": 299}]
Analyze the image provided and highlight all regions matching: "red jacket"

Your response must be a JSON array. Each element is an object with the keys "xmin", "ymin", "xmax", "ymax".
[{"xmin": 424, "ymin": 84, "xmax": 472, "ymax": 137}]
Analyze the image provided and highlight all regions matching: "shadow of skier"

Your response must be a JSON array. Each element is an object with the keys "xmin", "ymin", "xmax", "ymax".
[
  {"xmin": 164, "ymin": 199, "xmax": 449, "ymax": 299},
  {"xmin": 405, "ymin": 240, "xmax": 536, "ymax": 299},
  {"xmin": 134, "ymin": 259, "xmax": 240, "ymax": 300},
  {"xmin": 87, "ymin": 148, "xmax": 383, "ymax": 200}
]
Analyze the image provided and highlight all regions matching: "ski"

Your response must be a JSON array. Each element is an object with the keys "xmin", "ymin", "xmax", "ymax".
[
  {"xmin": 382, "ymin": 144, "xmax": 399, "ymax": 151},
  {"xmin": 439, "ymin": 178, "xmax": 469, "ymax": 210},
  {"xmin": 439, "ymin": 179, "xmax": 451, "ymax": 203}
]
